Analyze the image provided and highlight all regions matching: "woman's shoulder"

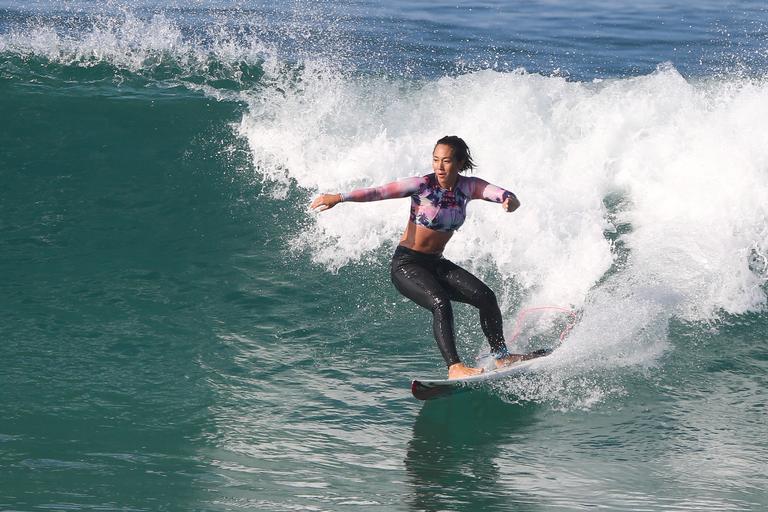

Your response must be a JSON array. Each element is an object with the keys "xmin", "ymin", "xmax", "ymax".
[
  {"xmin": 457, "ymin": 174, "xmax": 487, "ymax": 191},
  {"xmin": 383, "ymin": 173, "xmax": 431, "ymax": 195},
  {"xmin": 401, "ymin": 173, "xmax": 433, "ymax": 188}
]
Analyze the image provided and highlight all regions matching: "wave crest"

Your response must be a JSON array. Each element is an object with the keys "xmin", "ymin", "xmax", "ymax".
[{"xmin": 0, "ymin": 10, "xmax": 272, "ymax": 92}]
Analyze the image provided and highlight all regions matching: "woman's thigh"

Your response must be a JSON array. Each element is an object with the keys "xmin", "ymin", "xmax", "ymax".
[
  {"xmin": 391, "ymin": 260, "xmax": 450, "ymax": 310},
  {"xmin": 435, "ymin": 259, "xmax": 495, "ymax": 306}
]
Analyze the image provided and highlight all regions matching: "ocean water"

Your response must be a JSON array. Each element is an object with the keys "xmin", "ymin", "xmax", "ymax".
[{"xmin": 1, "ymin": 1, "xmax": 767, "ymax": 510}]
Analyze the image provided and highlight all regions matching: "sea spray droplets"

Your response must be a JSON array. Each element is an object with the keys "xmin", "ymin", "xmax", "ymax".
[{"xmin": 2, "ymin": 12, "xmax": 184, "ymax": 69}]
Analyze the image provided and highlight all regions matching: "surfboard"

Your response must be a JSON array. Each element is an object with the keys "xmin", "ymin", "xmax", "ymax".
[{"xmin": 411, "ymin": 349, "xmax": 552, "ymax": 401}]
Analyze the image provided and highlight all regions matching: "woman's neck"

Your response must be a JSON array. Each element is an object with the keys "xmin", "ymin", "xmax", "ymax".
[{"xmin": 436, "ymin": 173, "xmax": 459, "ymax": 190}]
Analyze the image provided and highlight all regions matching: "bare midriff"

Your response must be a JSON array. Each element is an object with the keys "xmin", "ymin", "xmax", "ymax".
[{"xmin": 398, "ymin": 221, "xmax": 454, "ymax": 255}]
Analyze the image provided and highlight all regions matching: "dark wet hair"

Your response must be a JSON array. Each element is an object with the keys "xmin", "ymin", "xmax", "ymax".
[{"xmin": 434, "ymin": 135, "xmax": 475, "ymax": 172}]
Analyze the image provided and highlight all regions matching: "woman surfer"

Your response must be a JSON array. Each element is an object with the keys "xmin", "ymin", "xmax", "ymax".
[{"xmin": 311, "ymin": 136, "xmax": 539, "ymax": 379}]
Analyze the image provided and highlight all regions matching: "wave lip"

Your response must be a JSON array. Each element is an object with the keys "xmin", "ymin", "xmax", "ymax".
[{"xmin": 0, "ymin": 10, "xmax": 274, "ymax": 92}]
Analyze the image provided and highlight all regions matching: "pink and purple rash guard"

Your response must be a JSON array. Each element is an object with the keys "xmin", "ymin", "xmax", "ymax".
[{"xmin": 341, "ymin": 173, "xmax": 515, "ymax": 232}]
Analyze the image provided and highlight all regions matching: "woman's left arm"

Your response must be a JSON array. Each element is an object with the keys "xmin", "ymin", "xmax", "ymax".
[{"xmin": 469, "ymin": 177, "xmax": 520, "ymax": 212}]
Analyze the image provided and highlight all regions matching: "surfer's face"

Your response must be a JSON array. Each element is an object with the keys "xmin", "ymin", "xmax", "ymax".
[{"xmin": 432, "ymin": 144, "xmax": 463, "ymax": 185}]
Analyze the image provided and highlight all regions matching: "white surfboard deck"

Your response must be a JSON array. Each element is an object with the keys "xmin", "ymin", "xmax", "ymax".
[{"xmin": 411, "ymin": 350, "xmax": 551, "ymax": 400}]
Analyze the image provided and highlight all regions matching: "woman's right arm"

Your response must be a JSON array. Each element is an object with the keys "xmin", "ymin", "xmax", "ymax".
[{"xmin": 310, "ymin": 176, "xmax": 423, "ymax": 211}]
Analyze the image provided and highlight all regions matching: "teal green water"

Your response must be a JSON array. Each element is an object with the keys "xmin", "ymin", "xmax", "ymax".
[
  {"xmin": 2, "ymin": 3, "xmax": 768, "ymax": 511},
  {"xmin": 3, "ymin": 64, "xmax": 767, "ymax": 512}
]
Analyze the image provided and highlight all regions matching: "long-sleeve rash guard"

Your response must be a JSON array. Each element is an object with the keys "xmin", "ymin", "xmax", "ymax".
[{"xmin": 341, "ymin": 173, "xmax": 515, "ymax": 232}]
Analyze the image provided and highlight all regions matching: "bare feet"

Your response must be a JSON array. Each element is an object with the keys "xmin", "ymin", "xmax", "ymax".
[{"xmin": 448, "ymin": 362, "xmax": 484, "ymax": 380}]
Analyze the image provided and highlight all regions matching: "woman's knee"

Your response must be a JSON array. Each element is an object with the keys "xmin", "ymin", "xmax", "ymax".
[
  {"xmin": 430, "ymin": 293, "xmax": 452, "ymax": 314},
  {"xmin": 474, "ymin": 286, "xmax": 499, "ymax": 309}
]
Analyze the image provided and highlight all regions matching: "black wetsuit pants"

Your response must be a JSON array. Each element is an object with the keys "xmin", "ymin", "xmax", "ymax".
[{"xmin": 390, "ymin": 245, "xmax": 507, "ymax": 366}]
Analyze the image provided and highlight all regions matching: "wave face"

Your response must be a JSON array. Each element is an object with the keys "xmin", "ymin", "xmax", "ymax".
[{"xmin": 2, "ymin": 3, "xmax": 768, "ymax": 512}]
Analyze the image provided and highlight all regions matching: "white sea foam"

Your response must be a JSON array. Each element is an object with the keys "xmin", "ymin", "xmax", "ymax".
[
  {"xmin": 241, "ymin": 64, "xmax": 768, "ymax": 308},
  {"xmin": 238, "ymin": 62, "xmax": 768, "ymax": 397}
]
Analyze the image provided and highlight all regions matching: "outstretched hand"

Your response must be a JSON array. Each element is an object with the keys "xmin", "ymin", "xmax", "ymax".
[
  {"xmin": 502, "ymin": 195, "xmax": 520, "ymax": 212},
  {"xmin": 310, "ymin": 193, "xmax": 343, "ymax": 211}
]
